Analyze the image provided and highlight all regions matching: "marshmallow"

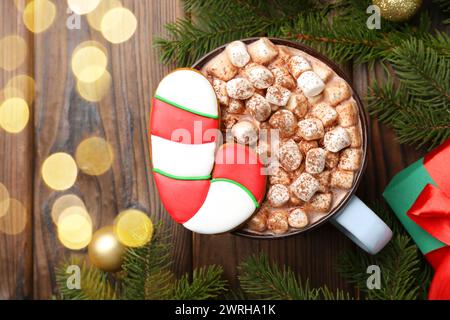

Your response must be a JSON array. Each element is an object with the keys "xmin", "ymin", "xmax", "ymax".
[
  {"xmin": 305, "ymin": 148, "xmax": 326, "ymax": 174},
  {"xmin": 288, "ymin": 55, "xmax": 312, "ymax": 78},
  {"xmin": 213, "ymin": 79, "xmax": 229, "ymax": 106},
  {"xmin": 269, "ymin": 166, "xmax": 291, "ymax": 185},
  {"xmin": 315, "ymin": 170, "xmax": 331, "ymax": 193},
  {"xmin": 206, "ymin": 52, "xmax": 237, "ymax": 81},
  {"xmin": 336, "ymin": 101, "xmax": 357, "ymax": 127},
  {"xmin": 247, "ymin": 37, "xmax": 279, "ymax": 65},
  {"xmin": 267, "ymin": 210, "xmax": 289, "ymax": 234},
  {"xmin": 298, "ymin": 139, "xmax": 318, "ymax": 156},
  {"xmin": 297, "ymin": 118, "xmax": 324, "ymax": 141},
  {"xmin": 325, "ymin": 151, "xmax": 340, "ymax": 169},
  {"xmin": 324, "ymin": 127, "xmax": 351, "ymax": 152},
  {"xmin": 306, "ymin": 193, "xmax": 332, "ymax": 213},
  {"xmin": 313, "ymin": 63, "xmax": 333, "ymax": 82},
  {"xmin": 346, "ymin": 126, "xmax": 362, "ymax": 148},
  {"xmin": 278, "ymin": 139, "xmax": 302, "ymax": 172},
  {"xmin": 246, "ymin": 93, "xmax": 272, "ymax": 122},
  {"xmin": 245, "ymin": 64, "xmax": 274, "ymax": 89},
  {"xmin": 291, "ymin": 173, "xmax": 320, "ymax": 202},
  {"xmin": 297, "ymin": 71, "xmax": 325, "ymax": 97},
  {"xmin": 269, "ymin": 110, "xmax": 297, "ymax": 138},
  {"xmin": 330, "ymin": 169, "xmax": 354, "ymax": 189},
  {"xmin": 288, "ymin": 208, "xmax": 309, "ymax": 228},
  {"xmin": 266, "ymin": 85, "xmax": 291, "ymax": 106},
  {"xmin": 226, "ymin": 78, "xmax": 255, "ymax": 100},
  {"xmin": 324, "ymin": 80, "xmax": 351, "ymax": 106},
  {"xmin": 338, "ymin": 148, "xmax": 362, "ymax": 171},
  {"xmin": 310, "ymin": 103, "xmax": 337, "ymax": 127},
  {"xmin": 222, "ymin": 112, "xmax": 239, "ymax": 129},
  {"xmin": 246, "ymin": 208, "xmax": 268, "ymax": 232},
  {"xmin": 225, "ymin": 41, "xmax": 250, "ymax": 67},
  {"xmin": 231, "ymin": 121, "xmax": 259, "ymax": 145},
  {"xmin": 227, "ymin": 99, "xmax": 245, "ymax": 114},
  {"xmin": 286, "ymin": 93, "xmax": 309, "ymax": 119},
  {"xmin": 270, "ymin": 66, "xmax": 296, "ymax": 90},
  {"xmin": 267, "ymin": 184, "xmax": 290, "ymax": 207}
]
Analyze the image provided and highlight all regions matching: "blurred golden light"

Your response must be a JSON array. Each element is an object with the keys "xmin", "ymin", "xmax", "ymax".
[
  {"xmin": 71, "ymin": 41, "xmax": 108, "ymax": 83},
  {"xmin": 76, "ymin": 70, "xmax": 111, "ymax": 102},
  {"xmin": 0, "ymin": 183, "xmax": 10, "ymax": 218},
  {"xmin": 51, "ymin": 194, "xmax": 85, "ymax": 224},
  {"xmin": 67, "ymin": 0, "xmax": 101, "ymax": 15},
  {"xmin": 87, "ymin": 0, "xmax": 122, "ymax": 31},
  {"xmin": 100, "ymin": 7, "xmax": 137, "ymax": 44},
  {"xmin": 6, "ymin": 74, "xmax": 35, "ymax": 105},
  {"xmin": 115, "ymin": 209, "xmax": 153, "ymax": 247},
  {"xmin": 57, "ymin": 206, "xmax": 92, "ymax": 250},
  {"xmin": 42, "ymin": 153, "xmax": 78, "ymax": 191},
  {"xmin": 23, "ymin": 0, "xmax": 57, "ymax": 33},
  {"xmin": 0, "ymin": 199, "xmax": 27, "ymax": 235},
  {"xmin": 0, "ymin": 35, "xmax": 28, "ymax": 71},
  {"xmin": 0, "ymin": 97, "xmax": 30, "ymax": 133},
  {"xmin": 75, "ymin": 136, "xmax": 114, "ymax": 176}
]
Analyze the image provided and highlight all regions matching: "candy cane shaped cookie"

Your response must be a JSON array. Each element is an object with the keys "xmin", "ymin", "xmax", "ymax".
[{"xmin": 150, "ymin": 69, "xmax": 267, "ymax": 234}]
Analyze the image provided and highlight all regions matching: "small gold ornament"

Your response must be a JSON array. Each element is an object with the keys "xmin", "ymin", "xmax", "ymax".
[
  {"xmin": 373, "ymin": 0, "xmax": 422, "ymax": 22},
  {"xmin": 88, "ymin": 226, "xmax": 126, "ymax": 272}
]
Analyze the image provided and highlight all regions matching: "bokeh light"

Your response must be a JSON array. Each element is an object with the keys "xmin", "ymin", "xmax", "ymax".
[
  {"xmin": 71, "ymin": 41, "xmax": 108, "ymax": 83},
  {"xmin": 0, "ymin": 97, "xmax": 30, "ymax": 133},
  {"xmin": 100, "ymin": 7, "xmax": 137, "ymax": 44},
  {"xmin": 67, "ymin": 0, "xmax": 101, "ymax": 15},
  {"xmin": 51, "ymin": 194, "xmax": 85, "ymax": 224},
  {"xmin": 0, "ymin": 199, "xmax": 27, "ymax": 235},
  {"xmin": 6, "ymin": 74, "xmax": 35, "ymax": 105},
  {"xmin": 57, "ymin": 206, "xmax": 92, "ymax": 250},
  {"xmin": 75, "ymin": 136, "xmax": 114, "ymax": 176},
  {"xmin": 42, "ymin": 153, "xmax": 78, "ymax": 191},
  {"xmin": 0, "ymin": 35, "xmax": 28, "ymax": 71},
  {"xmin": 87, "ymin": 0, "xmax": 122, "ymax": 31},
  {"xmin": 0, "ymin": 183, "xmax": 10, "ymax": 218},
  {"xmin": 14, "ymin": 0, "xmax": 32, "ymax": 12},
  {"xmin": 76, "ymin": 70, "xmax": 111, "ymax": 102},
  {"xmin": 115, "ymin": 209, "xmax": 153, "ymax": 247},
  {"xmin": 23, "ymin": 0, "xmax": 57, "ymax": 33}
]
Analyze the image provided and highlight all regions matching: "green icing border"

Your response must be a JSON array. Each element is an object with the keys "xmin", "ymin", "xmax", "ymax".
[
  {"xmin": 211, "ymin": 178, "xmax": 259, "ymax": 209},
  {"xmin": 153, "ymin": 168, "xmax": 211, "ymax": 181},
  {"xmin": 155, "ymin": 94, "xmax": 219, "ymax": 119}
]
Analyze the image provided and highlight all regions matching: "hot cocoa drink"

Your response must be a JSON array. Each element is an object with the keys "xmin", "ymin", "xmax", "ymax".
[{"xmin": 201, "ymin": 38, "xmax": 363, "ymax": 235}]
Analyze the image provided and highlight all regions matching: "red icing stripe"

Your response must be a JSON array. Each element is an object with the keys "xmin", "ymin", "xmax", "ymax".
[
  {"xmin": 424, "ymin": 138, "xmax": 450, "ymax": 194},
  {"xmin": 153, "ymin": 172, "xmax": 211, "ymax": 223},
  {"xmin": 150, "ymin": 98, "xmax": 219, "ymax": 144},
  {"xmin": 212, "ymin": 143, "xmax": 267, "ymax": 204}
]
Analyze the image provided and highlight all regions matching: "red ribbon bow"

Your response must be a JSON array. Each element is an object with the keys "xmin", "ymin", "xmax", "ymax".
[{"xmin": 406, "ymin": 139, "xmax": 450, "ymax": 300}]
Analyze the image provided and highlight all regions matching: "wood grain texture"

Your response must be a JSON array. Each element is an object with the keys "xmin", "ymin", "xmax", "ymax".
[
  {"xmin": 0, "ymin": 0, "xmax": 34, "ymax": 299},
  {"xmin": 32, "ymin": 0, "xmax": 189, "ymax": 299},
  {"xmin": 0, "ymin": 0, "xmax": 440, "ymax": 299}
]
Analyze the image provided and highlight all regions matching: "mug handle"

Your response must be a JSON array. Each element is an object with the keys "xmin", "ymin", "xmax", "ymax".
[{"xmin": 330, "ymin": 196, "xmax": 393, "ymax": 255}]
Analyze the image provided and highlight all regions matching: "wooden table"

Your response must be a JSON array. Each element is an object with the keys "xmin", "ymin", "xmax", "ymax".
[{"xmin": 0, "ymin": 0, "xmax": 427, "ymax": 299}]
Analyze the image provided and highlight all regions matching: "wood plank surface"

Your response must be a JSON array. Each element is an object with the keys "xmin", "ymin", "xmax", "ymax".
[
  {"xmin": 0, "ymin": 0, "xmax": 438, "ymax": 299},
  {"xmin": 32, "ymin": 0, "xmax": 189, "ymax": 299},
  {"xmin": 0, "ymin": 0, "xmax": 34, "ymax": 299}
]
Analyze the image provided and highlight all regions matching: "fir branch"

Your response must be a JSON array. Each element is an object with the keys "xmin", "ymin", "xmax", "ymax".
[
  {"xmin": 121, "ymin": 221, "xmax": 173, "ymax": 300},
  {"xmin": 55, "ymin": 257, "xmax": 118, "ymax": 300},
  {"xmin": 239, "ymin": 253, "xmax": 349, "ymax": 300},
  {"xmin": 172, "ymin": 265, "xmax": 228, "ymax": 300}
]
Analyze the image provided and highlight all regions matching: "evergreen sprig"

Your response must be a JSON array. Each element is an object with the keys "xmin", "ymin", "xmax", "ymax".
[
  {"xmin": 55, "ymin": 257, "xmax": 118, "ymax": 300},
  {"xmin": 368, "ymin": 38, "xmax": 450, "ymax": 149},
  {"xmin": 238, "ymin": 253, "xmax": 352, "ymax": 300}
]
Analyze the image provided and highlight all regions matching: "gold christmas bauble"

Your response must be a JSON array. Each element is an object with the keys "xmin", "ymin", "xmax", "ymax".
[
  {"xmin": 88, "ymin": 226, "xmax": 126, "ymax": 272},
  {"xmin": 373, "ymin": 0, "xmax": 422, "ymax": 22}
]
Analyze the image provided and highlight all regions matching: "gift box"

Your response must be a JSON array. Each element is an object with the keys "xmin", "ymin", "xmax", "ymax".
[{"xmin": 384, "ymin": 138, "xmax": 450, "ymax": 300}]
